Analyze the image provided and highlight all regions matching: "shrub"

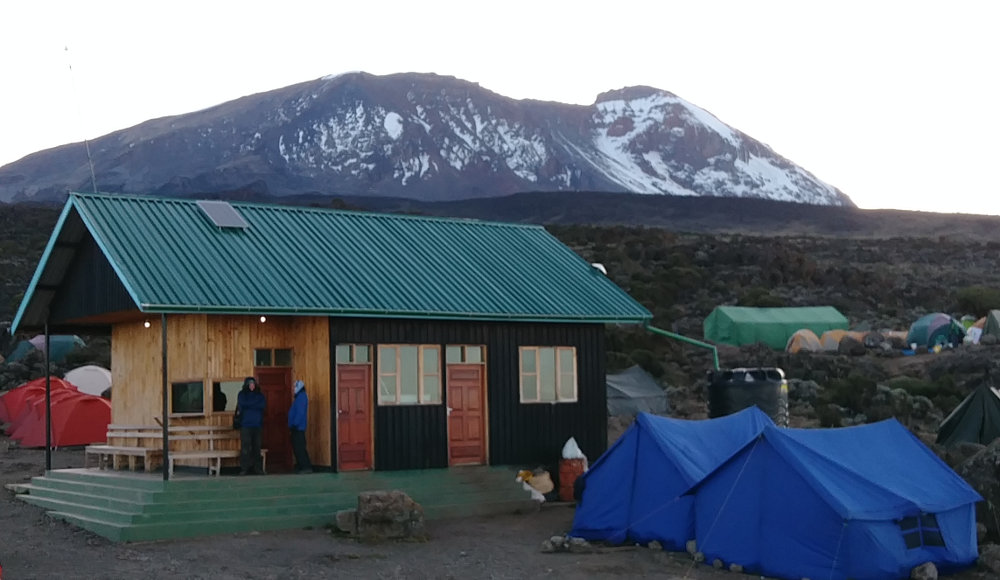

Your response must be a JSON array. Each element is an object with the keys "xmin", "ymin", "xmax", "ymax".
[{"xmin": 955, "ymin": 285, "xmax": 1000, "ymax": 316}]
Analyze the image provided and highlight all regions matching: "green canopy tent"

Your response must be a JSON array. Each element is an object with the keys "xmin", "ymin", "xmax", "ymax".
[
  {"xmin": 703, "ymin": 306, "xmax": 848, "ymax": 350},
  {"xmin": 937, "ymin": 383, "xmax": 1000, "ymax": 446}
]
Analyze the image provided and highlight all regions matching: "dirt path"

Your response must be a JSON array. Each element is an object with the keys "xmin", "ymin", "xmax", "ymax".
[{"xmin": 0, "ymin": 439, "xmax": 992, "ymax": 580}]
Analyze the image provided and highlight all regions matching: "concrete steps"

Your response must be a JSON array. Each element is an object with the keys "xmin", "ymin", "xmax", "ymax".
[{"xmin": 14, "ymin": 466, "xmax": 536, "ymax": 541}]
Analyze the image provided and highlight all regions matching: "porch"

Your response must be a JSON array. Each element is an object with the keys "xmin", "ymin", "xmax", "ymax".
[{"xmin": 7, "ymin": 465, "xmax": 537, "ymax": 542}]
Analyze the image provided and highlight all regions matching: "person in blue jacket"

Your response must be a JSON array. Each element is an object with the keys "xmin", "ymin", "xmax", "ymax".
[
  {"xmin": 288, "ymin": 380, "xmax": 313, "ymax": 473},
  {"xmin": 236, "ymin": 376, "xmax": 266, "ymax": 475}
]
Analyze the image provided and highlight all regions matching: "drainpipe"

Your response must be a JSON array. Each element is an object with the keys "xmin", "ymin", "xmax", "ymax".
[{"xmin": 644, "ymin": 323, "xmax": 719, "ymax": 371}]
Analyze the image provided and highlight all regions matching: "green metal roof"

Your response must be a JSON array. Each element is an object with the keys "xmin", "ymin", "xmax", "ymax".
[{"xmin": 13, "ymin": 193, "xmax": 651, "ymax": 330}]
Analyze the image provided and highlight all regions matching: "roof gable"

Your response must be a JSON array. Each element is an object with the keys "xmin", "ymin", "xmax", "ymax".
[{"xmin": 14, "ymin": 193, "xmax": 651, "ymax": 330}]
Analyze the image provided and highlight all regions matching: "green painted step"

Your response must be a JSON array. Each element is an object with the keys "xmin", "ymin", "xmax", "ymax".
[{"xmin": 21, "ymin": 466, "xmax": 536, "ymax": 542}]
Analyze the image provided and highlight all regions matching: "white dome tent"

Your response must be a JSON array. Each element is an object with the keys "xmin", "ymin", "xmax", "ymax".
[{"xmin": 64, "ymin": 365, "xmax": 112, "ymax": 397}]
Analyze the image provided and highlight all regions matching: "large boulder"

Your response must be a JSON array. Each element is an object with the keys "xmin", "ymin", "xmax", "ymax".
[{"xmin": 356, "ymin": 490, "xmax": 426, "ymax": 542}]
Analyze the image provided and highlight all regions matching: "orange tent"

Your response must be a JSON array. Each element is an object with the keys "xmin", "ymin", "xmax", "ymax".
[
  {"xmin": 786, "ymin": 329, "xmax": 822, "ymax": 353},
  {"xmin": 14, "ymin": 392, "xmax": 110, "ymax": 448},
  {"xmin": 819, "ymin": 329, "xmax": 849, "ymax": 351},
  {"xmin": 0, "ymin": 377, "xmax": 76, "ymax": 424}
]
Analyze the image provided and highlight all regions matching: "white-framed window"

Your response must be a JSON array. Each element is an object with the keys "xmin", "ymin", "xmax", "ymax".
[
  {"xmin": 519, "ymin": 346, "xmax": 577, "ymax": 403},
  {"xmin": 377, "ymin": 344, "xmax": 441, "ymax": 405}
]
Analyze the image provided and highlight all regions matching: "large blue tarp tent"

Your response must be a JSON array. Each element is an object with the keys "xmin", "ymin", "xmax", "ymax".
[
  {"xmin": 691, "ymin": 420, "xmax": 981, "ymax": 580},
  {"xmin": 569, "ymin": 407, "xmax": 773, "ymax": 548}
]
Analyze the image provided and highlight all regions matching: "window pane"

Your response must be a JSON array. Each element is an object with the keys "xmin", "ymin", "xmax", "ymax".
[
  {"xmin": 254, "ymin": 349, "xmax": 271, "ymax": 366},
  {"xmin": 378, "ymin": 376, "xmax": 397, "ymax": 404},
  {"xmin": 422, "ymin": 347, "xmax": 439, "ymax": 373},
  {"xmin": 379, "ymin": 346, "xmax": 397, "ymax": 373},
  {"xmin": 335, "ymin": 345, "xmax": 351, "ymax": 364},
  {"xmin": 355, "ymin": 345, "xmax": 370, "ymax": 363},
  {"xmin": 899, "ymin": 517, "xmax": 918, "ymax": 531},
  {"xmin": 171, "ymin": 381, "xmax": 204, "ymax": 414},
  {"xmin": 902, "ymin": 531, "xmax": 922, "ymax": 549},
  {"xmin": 521, "ymin": 374, "xmax": 538, "ymax": 401},
  {"xmin": 212, "ymin": 380, "xmax": 242, "ymax": 412},
  {"xmin": 520, "ymin": 348, "xmax": 536, "ymax": 373},
  {"xmin": 559, "ymin": 348, "xmax": 575, "ymax": 373},
  {"xmin": 922, "ymin": 530, "xmax": 945, "ymax": 547},
  {"xmin": 399, "ymin": 347, "xmax": 419, "ymax": 403},
  {"xmin": 465, "ymin": 346, "xmax": 483, "ymax": 363},
  {"xmin": 558, "ymin": 373, "xmax": 576, "ymax": 401},
  {"xmin": 920, "ymin": 514, "xmax": 939, "ymax": 528},
  {"xmin": 539, "ymin": 348, "xmax": 556, "ymax": 402},
  {"xmin": 423, "ymin": 375, "xmax": 441, "ymax": 403},
  {"xmin": 274, "ymin": 348, "xmax": 293, "ymax": 366},
  {"xmin": 446, "ymin": 346, "xmax": 462, "ymax": 364}
]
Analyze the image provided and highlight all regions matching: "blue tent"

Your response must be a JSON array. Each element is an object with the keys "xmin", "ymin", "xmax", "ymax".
[
  {"xmin": 691, "ymin": 421, "xmax": 981, "ymax": 580},
  {"xmin": 570, "ymin": 407, "xmax": 773, "ymax": 548}
]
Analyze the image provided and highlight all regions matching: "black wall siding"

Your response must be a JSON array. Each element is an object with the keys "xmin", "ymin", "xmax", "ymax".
[
  {"xmin": 50, "ymin": 235, "xmax": 136, "ymax": 324},
  {"xmin": 329, "ymin": 317, "xmax": 607, "ymax": 472}
]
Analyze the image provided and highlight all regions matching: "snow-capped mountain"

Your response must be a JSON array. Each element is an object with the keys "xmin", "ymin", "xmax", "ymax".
[{"xmin": 0, "ymin": 72, "xmax": 852, "ymax": 206}]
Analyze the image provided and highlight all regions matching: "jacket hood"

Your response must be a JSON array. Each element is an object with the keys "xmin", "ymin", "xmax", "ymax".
[
  {"xmin": 242, "ymin": 377, "xmax": 257, "ymax": 391},
  {"xmin": 294, "ymin": 380, "xmax": 305, "ymax": 394}
]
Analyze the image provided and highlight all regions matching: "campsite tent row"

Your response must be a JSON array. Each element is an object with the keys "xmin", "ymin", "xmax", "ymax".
[
  {"xmin": 0, "ymin": 376, "xmax": 111, "ymax": 447},
  {"xmin": 706, "ymin": 307, "xmax": 981, "ymax": 352},
  {"xmin": 571, "ymin": 408, "xmax": 981, "ymax": 580}
]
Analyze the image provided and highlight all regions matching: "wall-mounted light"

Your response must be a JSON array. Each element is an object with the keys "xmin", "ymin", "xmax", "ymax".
[
  {"xmin": 259, "ymin": 316, "xmax": 267, "ymax": 323},
  {"xmin": 143, "ymin": 320, "xmax": 151, "ymax": 328}
]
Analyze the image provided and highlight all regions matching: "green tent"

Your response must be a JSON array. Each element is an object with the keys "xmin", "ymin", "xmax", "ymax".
[
  {"xmin": 703, "ymin": 306, "xmax": 849, "ymax": 350},
  {"xmin": 905, "ymin": 313, "xmax": 965, "ymax": 348},
  {"xmin": 937, "ymin": 383, "xmax": 1000, "ymax": 446},
  {"xmin": 983, "ymin": 310, "xmax": 1000, "ymax": 341}
]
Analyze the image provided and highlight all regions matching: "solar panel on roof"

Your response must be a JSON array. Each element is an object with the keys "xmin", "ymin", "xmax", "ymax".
[{"xmin": 196, "ymin": 200, "xmax": 249, "ymax": 228}]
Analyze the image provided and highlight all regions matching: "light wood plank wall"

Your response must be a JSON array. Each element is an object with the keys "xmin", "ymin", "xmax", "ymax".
[{"xmin": 111, "ymin": 314, "xmax": 332, "ymax": 466}]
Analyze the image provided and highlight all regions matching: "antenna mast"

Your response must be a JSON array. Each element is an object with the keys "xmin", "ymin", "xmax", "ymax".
[{"xmin": 65, "ymin": 46, "xmax": 98, "ymax": 194}]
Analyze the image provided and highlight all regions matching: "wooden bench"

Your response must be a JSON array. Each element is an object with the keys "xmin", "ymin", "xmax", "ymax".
[
  {"xmin": 85, "ymin": 444, "xmax": 163, "ymax": 472},
  {"xmin": 90, "ymin": 424, "xmax": 241, "ymax": 473}
]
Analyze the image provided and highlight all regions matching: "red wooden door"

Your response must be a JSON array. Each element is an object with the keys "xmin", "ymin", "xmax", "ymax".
[
  {"xmin": 447, "ymin": 365, "xmax": 485, "ymax": 466},
  {"xmin": 337, "ymin": 364, "xmax": 372, "ymax": 471},
  {"xmin": 256, "ymin": 367, "xmax": 292, "ymax": 472}
]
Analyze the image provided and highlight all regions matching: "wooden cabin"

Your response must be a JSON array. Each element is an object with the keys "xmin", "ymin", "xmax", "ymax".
[{"xmin": 13, "ymin": 193, "xmax": 651, "ymax": 475}]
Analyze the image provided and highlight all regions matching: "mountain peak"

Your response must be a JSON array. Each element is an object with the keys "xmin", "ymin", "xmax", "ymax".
[{"xmin": 0, "ymin": 72, "xmax": 851, "ymax": 208}]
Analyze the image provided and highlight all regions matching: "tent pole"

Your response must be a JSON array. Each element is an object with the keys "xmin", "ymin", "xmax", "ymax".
[
  {"xmin": 161, "ymin": 314, "xmax": 170, "ymax": 481},
  {"xmin": 44, "ymin": 322, "xmax": 52, "ymax": 471}
]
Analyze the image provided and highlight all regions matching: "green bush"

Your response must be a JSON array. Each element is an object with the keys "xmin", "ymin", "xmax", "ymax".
[{"xmin": 955, "ymin": 285, "xmax": 1000, "ymax": 316}]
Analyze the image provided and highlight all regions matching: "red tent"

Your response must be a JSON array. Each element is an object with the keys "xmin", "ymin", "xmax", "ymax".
[
  {"xmin": 2, "ymin": 377, "xmax": 108, "ymax": 448},
  {"xmin": 15, "ymin": 392, "xmax": 110, "ymax": 448},
  {"xmin": 0, "ymin": 377, "xmax": 76, "ymax": 424}
]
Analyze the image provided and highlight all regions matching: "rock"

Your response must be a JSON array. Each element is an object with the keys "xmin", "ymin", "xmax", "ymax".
[
  {"xmin": 540, "ymin": 539, "xmax": 555, "ymax": 553},
  {"xmin": 978, "ymin": 522, "xmax": 989, "ymax": 544},
  {"xmin": 693, "ymin": 551, "xmax": 705, "ymax": 563},
  {"xmin": 647, "ymin": 540, "xmax": 662, "ymax": 551},
  {"xmin": 956, "ymin": 442, "xmax": 1000, "ymax": 541},
  {"xmin": 567, "ymin": 537, "xmax": 593, "ymax": 554},
  {"xmin": 979, "ymin": 544, "xmax": 1000, "ymax": 574},
  {"xmin": 335, "ymin": 509, "xmax": 357, "ymax": 534},
  {"xmin": 685, "ymin": 539, "xmax": 697, "ymax": 554},
  {"xmin": 909, "ymin": 561, "xmax": 937, "ymax": 580},
  {"xmin": 712, "ymin": 558, "xmax": 723, "ymax": 569},
  {"xmin": 728, "ymin": 563, "xmax": 743, "ymax": 573},
  {"xmin": 355, "ymin": 490, "xmax": 426, "ymax": 542}
]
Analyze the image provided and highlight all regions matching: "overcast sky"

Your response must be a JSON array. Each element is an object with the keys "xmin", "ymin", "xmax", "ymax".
[{"xmin": 2, "ymin": 1, "xmax": 997, "ymax": 215}]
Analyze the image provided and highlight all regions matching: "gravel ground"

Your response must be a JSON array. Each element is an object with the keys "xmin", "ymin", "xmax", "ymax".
[{"xmin": 0, "ymin": 438, "xmax": 993, "ymax": 580}]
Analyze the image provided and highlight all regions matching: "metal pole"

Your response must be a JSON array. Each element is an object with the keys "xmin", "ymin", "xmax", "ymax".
[
  {"xmin": 161, "ymin": 314, "xmax": 170, "ymax": 481},
  {"xmin": 644, "ymin": 323, "xmax": 720, "ymax": 370},
  {"xmin": 44, "ymin": 323, "xmax": 52, "ymax": 471}
]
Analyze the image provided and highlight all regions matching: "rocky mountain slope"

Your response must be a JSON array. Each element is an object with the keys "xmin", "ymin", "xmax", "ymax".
[{"xmin": 0, "ymin": 73, "xmax": 851, "ymax": 206}]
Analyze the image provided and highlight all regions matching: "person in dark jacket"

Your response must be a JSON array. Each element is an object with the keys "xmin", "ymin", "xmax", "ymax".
[
  {"xmin": 236, "ymin": 376, "xmax": 266, "ymax": 475},
  {"xmin": 288, "ymin": 380, "xmax": 313, "ymax": 473}
]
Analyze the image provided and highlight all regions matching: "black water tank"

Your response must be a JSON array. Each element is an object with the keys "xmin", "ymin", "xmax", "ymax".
[{"xmin": 706, "ymin": 367, "xmax": 789, "ymax": 427}]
